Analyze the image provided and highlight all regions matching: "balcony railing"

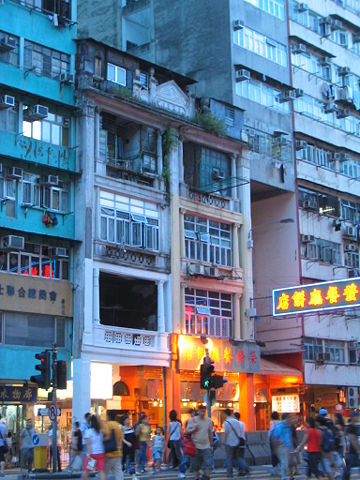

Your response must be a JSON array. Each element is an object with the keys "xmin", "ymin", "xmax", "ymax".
[{"xmin": 185, "ymin": 315, "xmax": 232, "ymax": 339}]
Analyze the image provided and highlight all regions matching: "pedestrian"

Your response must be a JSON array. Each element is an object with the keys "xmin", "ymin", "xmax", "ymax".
[
  {"xmin": 296, "ymin": 416, "xmax": 322, "ymax": 479},
  {"xmin": 151, "ymin": 426, "xmax": 165, "ymax": 473},
  {"xmin": 48, "ymin": 424, "xmax": 62, "ymax": 472},
  {"xmin": 269, "ymin": 411, "xmax": 281, "ymax": 476},
  {"xmin": 136, "ymin": 413, "xmax": 151, "ymax": 474},
  {"xmin": 69, "ymin": 421, "xmax": 82, "ymax": 471},
  {"xmin": 211, "ymin": 425, "xmax": 220, "ymax": 472},
  {"xmin": 80, "ymin": 413, "xmax": 91, "ymax": 464},
  {"xmin": 120, "ymin": 415, "xmax": 138, "ymax": 480},
  {"xmin": 271, "ymin": 413, "xmax": 297, "ymax": 480},
  {"xmin": 224, "ymin": 408, "xmax": 242, "ymax": 478},
  {"xmin": 233, "ymin": 412, "xmax": 249, "ymax": 476},
  {"xmin": 103, "ymin": 411, "xmax": 124, "ymax": 480},
  {"xmin": 333, "ymin": 413, "xmax": 345, "ymax": 477},
  {"xmin": 316, "ymin": 415, "xmax": 335, "ymax": 480},
  {"xmin": 5, "ymin": 432, "xmax": 12, "ymax": 468},
  {"xmin": 179, "ymin": 409, "xmax": 197, "ymax": 479},
  {"xmin": 167, "ymin": 410, "xmax": 182, "ymax": 469},
  {"xmin": 0, "ymin": 415, "xmax": 7, "ymax": 477},
  {"xmin": 290, "ymin": 421, "xmax": 300, "ymax": 478},
  {"xmin": 343, "ymin": 411, "xmax": 360, "ymax": 480},
  {"xmin": 185, "ymin": 404, "xmax": 213, "ymax": 480},
  {"xmin": 20, "ymin": 418, "xmax": 35, "ymax": 473},
  {"xmin": 81, "ymin": 415, "xmax": 106, "ymax": 480}
]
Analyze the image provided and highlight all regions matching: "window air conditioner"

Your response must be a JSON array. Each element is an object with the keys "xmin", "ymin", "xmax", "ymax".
[
  {"xmin": 342, "ymin": 225, "xmax": 356, "ymax": 238},
  {"xmin": 204, "ymin": 266, "xmax": 220, "ymax": 277},
  {"xmin": 187, "ymin": 263, "xmax": 205, "ymax": 276},
  {"xmin": 291, "ymin": 43, "xmax": 307, "ymax": 54},
  {"xmin": 336, "ymin": 109, "xmax": 350, "ymax": 119},
  {"xmin": 0, "ymin": 95, "xmax": 15, "ymax": 109},
  {"xmin": 334, "ymin": 152, "xmax": 351, "ymax": 162},
  {"xmin": 60, "ymin": 72, "xmax": 75, "ymax": 84},
  {"xmin": 233, "ymin": 20, "xmax": 244, "ymax": 30},
  {"xmin": 278, "ymin": 90, "xmax": 296, "ymax": 103},
  {"xmin": 296, "ymin": 139, "xmax": 307, "ymax": 150},
  {"xmin": 297, "ymin": 2, "xmax": 309, "ymax": 12},
  {"xmin": 346, "ymin": 386, "xmax": 359, "ymax": 408},
  {"xmin": 0, "ymin": 36, "xmax": 16, "ymax": 51},
  {"xmin": 345, "ymin": 244, "xmax": 358, "ymax": 252},
  {"xmin": 235, "ymin": 69, "xmax": 250, "ymax": 82},
  {"xmin": 50, "ymin": 247, "xmax": 68, "ymax": 258},
  {"xmin": 315, "ymin": 352, "xmax": 330, "ymax": 363},
  {"xmin": 338, "ymin": 66, "xmax": 351, "ymax": 76},
  {"xmin": 0, "ymin": 235, "xmax": 25, "ymax": 250},
  {"xmin": 24, "ymin": 105, "xmax": 48, "ymax": 121},
  {"xmin": 331, "ymin": 19, "xmax": 343, "ymax": 31},
  {"xmin": 294, "ymin": 88, "xmax": 304, "ymax": 98},
  {"xmin": 324, "ymin": 103, "xmax": 337, "ymax": 113},
  {"xmin": 7, "ymin": 166, "xmax": 23, "ymax": 179},
  {"xmin": 336, "ymin": 86, "xmax": 353, "ymax": 103},
  {"xmin": 47, "ymin": 175, "xmax": 59, "ymax": 186}
]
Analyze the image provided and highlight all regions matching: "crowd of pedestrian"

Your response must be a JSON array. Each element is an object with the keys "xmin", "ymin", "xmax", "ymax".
[{"xmin": 269, "ymin": 409, "xmax": 360, "ymax": 480}]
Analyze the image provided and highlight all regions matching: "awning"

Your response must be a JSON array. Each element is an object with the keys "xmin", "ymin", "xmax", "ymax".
[{"xmin": 259, "ymin": 358, "xmax": 302, "ymax": 377}]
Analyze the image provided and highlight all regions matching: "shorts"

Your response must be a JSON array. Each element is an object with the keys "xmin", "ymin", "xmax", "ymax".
[
  {"xmin": 191, "ymin": 448, "xmax": 212, "ymax": 472},
  {"xmin": 152, "ymin": 448, "xmax": 162, "ymax": 461},
  {"xmin": 321, "ymin": 456, "xmax": 332, "ymax": 474},
  {"xmin": 84, "ymin": 453, "xmax": 106, "ymax": 472}
]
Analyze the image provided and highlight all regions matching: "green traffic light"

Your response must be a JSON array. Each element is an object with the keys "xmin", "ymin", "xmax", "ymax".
[{"xmin": 204, "ymin": 379, "xmax": 210, "ymax": 388}]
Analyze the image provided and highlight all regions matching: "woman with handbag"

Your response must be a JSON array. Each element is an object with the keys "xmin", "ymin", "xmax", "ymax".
[
  {"xmin": 82, "ymin": 415, "xmax": 106, "ymax": 480},
  {"xmin": 167, "ymin": 410, "xmax": 182, "ymax": 469}
]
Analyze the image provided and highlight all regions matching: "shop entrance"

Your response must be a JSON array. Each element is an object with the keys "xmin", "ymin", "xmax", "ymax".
[{"xmin": 1, "ymin": 404, "xmax": 25, "ymax": 465}]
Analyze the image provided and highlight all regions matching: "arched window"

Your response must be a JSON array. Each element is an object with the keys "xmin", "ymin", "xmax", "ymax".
[{"xmin": 113, "ymin": 381, "xmax": 130, "ymax": 396}]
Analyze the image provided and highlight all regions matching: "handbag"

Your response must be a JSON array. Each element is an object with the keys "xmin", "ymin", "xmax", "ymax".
[
  {"xmin": 225, "ymin": 420, "xmax": 245, "ymax": 448},
  {"xmin": 182, "ymin": 433, "xmax": 196, "ymax": 457},
  {"xmin": 103, "ymin": 429, "xmax": 117, "ymax": 453}
]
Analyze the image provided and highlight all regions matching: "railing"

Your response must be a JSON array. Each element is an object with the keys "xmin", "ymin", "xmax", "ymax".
[
  {"xmin": 14, "ymin": 0, "xmax": 72, "ymax": 21},
  {"xmin": 185, "ymin": 314, "xmax": 232, "ymax": 338}
]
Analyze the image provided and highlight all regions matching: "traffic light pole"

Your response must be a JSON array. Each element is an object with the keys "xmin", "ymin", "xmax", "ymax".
[
  {"xmin": 203, "ymin": 351, "xmax": 212, "ymax": 418},
  {"xmin": 52, "ymin": 345, "xmax": 57, "ymax": 473}
]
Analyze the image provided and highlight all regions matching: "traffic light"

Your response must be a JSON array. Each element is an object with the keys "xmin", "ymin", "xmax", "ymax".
[
  {"xmin": 200, "ymin": 362, "xmax": 214, "ymax": 389},
  {"xmin": 56, "ymin": 361, "xmax": 67, "ymax": 390},
  {"xmin": 211, "ymin": 374, "xmax": 228, "ymax": 389},
  {"xmin": 30, "ymin": 351, "xmax": 51, "ymax": 389}
]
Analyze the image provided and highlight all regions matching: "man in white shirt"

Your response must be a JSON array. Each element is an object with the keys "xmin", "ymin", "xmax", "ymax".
[
  {"xmin": 186, "ymin": 405, "xmax": 213, "ymax": 480},
  {"xmin": 234, "ymin": 412, "xmax": 249, "ymax": 476},
  {"xmin": 224, "ymin": 410, "xmax": 249, "ymax": 478}
]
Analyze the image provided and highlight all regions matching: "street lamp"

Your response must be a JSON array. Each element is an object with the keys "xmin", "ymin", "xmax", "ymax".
[{"xmin": 247, "ymin": 217, "xmax": 295, "ymax": 249}]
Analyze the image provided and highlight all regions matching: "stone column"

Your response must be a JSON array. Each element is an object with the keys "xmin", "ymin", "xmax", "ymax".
[
  {"xmin": 157, "ymin": 280, "xmax": 165, "ymax": 333},
  {"xmin": 233, "ymin": 293, "xmax": 241, "ymax": 340},
  {"xmin": 179, "ymin": 208, "xmax": 186, "ymax": 259},
  {"xmin": 157, "ymin": 129, "xmax": 163, "ymax": 176},
  {"xmin": 231, "ymin": 153, "xmax": 238, "ymax": 200},
  {"xmin": 72, "ymin": 358, "xmax": 91, "ymax": 424},
  {"xmin": 19, "ymin": 37, "xmax": 24, "ymax": 68},
  {"xmin": 93, "ymin": 267, "xmax": 100, "ymax": 324},
  {"xmin": 180, "ymin": 282, "xmax": 186, "ymax": 334},
  {"xmin": 232, "ymin": 223, "xmax": 240, "ymax": 269},
  {"xmin": 178, "ymin": 135, "xmax": 184, "ymax": 184}
]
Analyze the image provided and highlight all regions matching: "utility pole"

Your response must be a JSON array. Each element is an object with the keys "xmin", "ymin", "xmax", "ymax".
[
  {"xmin": 52, "ymin": 345, "xmax": 57, "ymax": 472},
  {"xmin": 202, "ymin": 350, "xmax": 213, "ymax": 418}
]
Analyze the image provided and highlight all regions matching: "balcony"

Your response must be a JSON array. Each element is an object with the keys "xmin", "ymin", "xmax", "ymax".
[{"xmin": 0, "ymin": 131, "xmax": 77, "ymax": 172}]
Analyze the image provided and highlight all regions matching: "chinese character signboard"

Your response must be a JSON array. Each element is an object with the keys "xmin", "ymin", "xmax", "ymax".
[
  {"xmin": 273, "ymin": 277, "xmax": 360, "ymax": 316},
  {"xmin": 0, "ymin": 385, "xmax": 37, "ymax": 403},
  {"xmin": 272, "ymin": 394, "xmax": 300, "ymax": 413},
  {"xmin": 0, "ymin": 272, "xmax": 72, "ymax": 317},
  {"xmin": 178, "ymin": 335, "xmax": 260, "ymax": 373}
]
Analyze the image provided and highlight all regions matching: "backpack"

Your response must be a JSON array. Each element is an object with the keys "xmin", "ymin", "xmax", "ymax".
[
  {"xmin": 324, "ymin": 419, "xmax": 341, "ymax": 449},
  {"xmin": 321, "ymin": 427, "xmax": 335, "ymax": 452}
]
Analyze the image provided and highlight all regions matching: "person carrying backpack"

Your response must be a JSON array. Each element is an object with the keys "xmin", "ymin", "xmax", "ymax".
[{"xmin": 316, "ymin": 415, "xmax": 335, "ymax": 480}]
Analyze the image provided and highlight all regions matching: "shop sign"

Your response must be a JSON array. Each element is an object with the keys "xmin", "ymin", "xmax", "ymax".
[
  {"xmin": 178, "ymin": 335, "xmax": 260, "ymax": 373},
  {"xmin": 273, "ymin": 277, "xmax": 360, "ymax": 316},
  {"xmin": 272, "ymin": 394, "xmax": 300, "ymax": 413},
  {"xmin": 0, "ymin": 272, "xmax": 72, "ymax": 317},
  {"xmin": 0, "ymin": 385, "xmax": 37, "ymax": 403}
]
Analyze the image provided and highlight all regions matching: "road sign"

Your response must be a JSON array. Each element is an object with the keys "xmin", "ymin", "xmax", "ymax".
[
  {"xmin": 48, "ymin": 404, "xmax": 61, "ymax": 421},
  {"xmin": 32, "ymin": 434, "xmax": 40, "ymax": 446},
  {"xmin": 38, "ymin": 408, "xmax": 49, "ymax": 416}
]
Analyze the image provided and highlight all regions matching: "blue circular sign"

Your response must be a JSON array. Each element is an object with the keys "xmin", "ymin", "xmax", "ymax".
[{"xmin": 32, "ymin": 434, "xmax": 40, "ymax": 446}]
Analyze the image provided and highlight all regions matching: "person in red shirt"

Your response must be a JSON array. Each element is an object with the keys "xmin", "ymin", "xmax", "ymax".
[{"xmin": 296, "ymin": 417, "xmax": 322, "ymax": 479}]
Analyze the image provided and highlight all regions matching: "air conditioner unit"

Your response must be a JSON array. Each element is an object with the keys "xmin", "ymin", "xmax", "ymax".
[
  {"xmin": 315, "ymin": 352, "xmax": 331, "ymax": 363},
  {"xmin": 336, "ymin": 86, "xmax": 353, "ymax": 103},
  {"xmin": 320, "ymin": 57, "xmax": 332, "ymax": 66},
  {"xmin": 0, "ymin": 235, "xmax": 25, "ymax": 250},
  {"xmin": 342, "ymin": 225, "xmax": 356, "ymax": 238},
  {"xmin": 187, "ymin": 263, "xmax": 205, "ymax": 276},
  {"xmin": 353, "ymin": 34, "xmax": 360, "ymax": 44},
  {"xmin": 336, "ymin": 108, "xmax": 350, "ymax": 119},
  {"xmin": 331, "ymin": 19, "xmax": 343, "ymax": 31},
  {"xmin": 301, "ymin": 234, "xmax": 314, "ymax": 243},
  {"xmin": 246, "ymin": 127, "xmax": 256, "ymax": 137},
  {"xmin": 0, "ymin": 95, "xmax": 15, "ymax": 109},
  {"xmin": 278, "ymin": 90, "xmax": 296, "ymax": 103},
  {"xmin": 23, "ymin": 105, "xmax": 48, "ymax": 121},
  {"xmin": 235, "ymin": 69, "xmax": 250, "ymax": 82},
  {"xmin": 6, "ymin": 166, "xmax": 23, "ymax": 179},
  {"xmin": 296, "ymin": 140, "xmax": 307, "ymax": 150},
  {"xmin": 60, "ymin": 72, "xmax": 75, "ymax": 84},
  {"xmin": 346, "ymin": 386, "xmax": 358, "ymax": 409},
  {"xmin": 338, "ymin": 66, "xmax": 351, "ymax": 76},
  {"xmin": 294, "ymin": 88, "xmax": 304, "ymax": 98},
  {"xmin": 204, "ymin": 266, "xmax": 220, "ymax": 277},
  {"xmin": 291, "ymin": 43, "xmax": 307, "ymax": 54},
  {"xmin": 324, "ymin": 103, "xmax": 337, "ymax": 113},
  {"xmin": 233, "ymin": 19, "xmax": 244, "ymax": 30},
  {"xmin": 345, "ymin": 244, "xmax": 358, "ymax": 252},
  {"xmin": 50, "ymin": 247, "xmax": 68, "ymax": 258},
  {"xmin": 212, "ymin": 168, "xmax": 225, "ymax": 181},
  {"xmin": 0, "ymin": 36, "xmax": 16, "ymax": 51},
  {"xmin": 47, "ymin": 175, "xmax": 59, "ymax": 186},
  {"xmin": 334, "ymin": 152, "xmax": 351, "ymax": 162},
  {"xmin": 297, "ymin": 2, "xmax": 309, "ymax": 12}
]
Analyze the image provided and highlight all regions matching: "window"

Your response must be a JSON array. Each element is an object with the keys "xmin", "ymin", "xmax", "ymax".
[
  {"xmin": 300, "ymin": 236, "xmax": 341, "ymax": 264},
  {"xmin": 0, "ymin": 31, "xmax": 19, "ymax": 67},
  {"xmin": 184, "ymin": 214, "xmax": 232, "ymax": 266},
  {"xmin": 349, "ymin": 341, "xmax": 360, "ymax": 364},
  {"xmin": 304, "ymin": 337, "xmax": 323, "ymax": 361},
  {"xmin": 0, "ymin": 242, "xmax": 69, "ymax": 279},
  {"xmin": 291, "ymin": 48, "xmax": 332, "ymax": 81},
  {"xmin": 21, "ymin": 0, "xmax": 72, "ymax": 19},
  {"xmin": 244, "ymin": 0, "xmax": 285, "ymax": 20},
  {"xmin": 107, "ymin": 63, "xmax": 126, "ymax": 86},
  {"xmin": 331, "ymin": 29, "xmax": 349, "ymax": 48},
  {"xmin": 0, "ymin": 101, "xmax": 17, "ymax": 134},
  {"xmin": 344, "ymin": 249, "xmax": 359, "ymax": 268},
  {"xmin": 236, "ymin": 79, "xmax": 290, "ymax": 113},
  {"xmin": 341, "ymin": 200, "xmax": 359, "ymax": 224},
  {"xmin": 325, "ymin": 340, "xmax": 345, "ymax": 363},
  {"xmin": 100, "ymin": 191, "xmax": 159, "ymax": 251},
  {"xmin": 233, "ymin": 27, "xmax": 287, "ymax": 66},
  {"xmin": 299, "ymin": 187, "xmax": 340, "ymax": 217},
  {"xmin": 42, "ymin": 184, "xmax": 69, "ymax": 212},
  {"xmin": 289, "ymin": 3, "xmax": 322, "ymax": 34},
  {"xmin": 23, "ymin": 109, "xmax": 70, "ymax": 146},
  {"xmin": 2, "ymin": 312, "xmax": 65, "ymax": 347},
  {"xmin": 339, "ymin": 156, "xmax": 360, "ymax": 179},
  {"xmin": 185, "ymin": 288, "xmax": 232, "ymax": 338},
  {"xmin": 24, "ymin": 41, "xmax": 70, "ymax": 79}
]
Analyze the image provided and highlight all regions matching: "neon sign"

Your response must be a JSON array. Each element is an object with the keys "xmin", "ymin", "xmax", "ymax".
[{"xmin": 273, "ymin": 277, "xmax": 360, "ymax": 316}]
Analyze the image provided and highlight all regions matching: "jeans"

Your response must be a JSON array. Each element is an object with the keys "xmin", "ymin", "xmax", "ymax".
[
  {"xmin": 343, "ymin": 452, "xmax": 358, "ymax": 480},
  {"xmin": 21, "ymin": 448, "xmax": 34, "ymax": 472},
  {"xmin": 105, "ymin": 456, "xmax": 124, "ymax": 480},
  {"xmin": 237, "ymin": 446, "xmax": 249, "ymax": 473},
  {"xmin": 137, "ymin": 441, "xmax": 147, "ymax": 471},
  {"xmin": 276, "ymin": 444, "xmax": 290, "ymax": 480},
  {"xmin": 169, "ymin": 439, "xmax": 181, "ymax": 468},
  {"xmin": 225, "ymin": 445, "xmax": 238, "ymax": 476},
  {"xmin": 191, "ymin": 448, "xmax": 212, "ymax": 480},
  {"xmin": 122, "ymin": 448, "xmax": 135, "ymax": 474},
  {"xmin": 306, "ymin": 451, "xmax": 321, "ymax": 478},
  {"xmin": 179, "ymin": 454, "xmax": 190, "ymax": 474}
]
